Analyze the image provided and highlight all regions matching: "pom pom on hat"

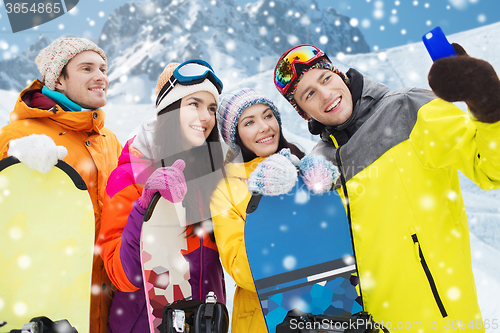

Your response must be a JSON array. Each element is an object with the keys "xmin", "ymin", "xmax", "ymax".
[
  {"xmin": 217, "ymin": 88, "xmax": 282, "ymax": 155},
  {"xmin": 35, "ymin": 37, "xmax": 107, "ymax": 91},
  {"xmin": 155, "ymin": 62, "xmax": 220, "ymax": 115}
]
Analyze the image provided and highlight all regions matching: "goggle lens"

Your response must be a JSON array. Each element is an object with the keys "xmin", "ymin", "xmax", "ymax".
[
  {"xmin": 275, "ymin": 45, "xmax": 323, "ymax": 92},
  {"xmin": 177, "ymin": 62, "xmax": 213, "ymax": 78}
]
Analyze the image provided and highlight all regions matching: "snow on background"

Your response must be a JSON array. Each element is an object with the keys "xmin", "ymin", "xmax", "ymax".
[{"xmin": 0, "ymin": 0, "xmax": 499, "ymax": 328}]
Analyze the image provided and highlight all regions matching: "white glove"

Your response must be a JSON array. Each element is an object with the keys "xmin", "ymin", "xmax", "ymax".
[
  {"xmin": 248, "ymin": 148, "xmax": 298, "ymax": 196},
  {"xmin": 7, "ymin": 134, "xmax": 68, "ymax": 173},
  {"xmin": 299, "ymin": 154, "xmax": 340, "ymax": 194}
]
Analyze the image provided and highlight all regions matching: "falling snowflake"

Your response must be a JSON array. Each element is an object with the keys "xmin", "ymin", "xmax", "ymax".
[
  {"xmin": 420, "ymin": 195, "xmax": 435, "ymax": 210},
  {"xmin": 65, "ymin": 246, "xmax": 74, "ymax": 256},
  {"xmin": 225, "ymin": 40, "xmax": 236, "ymax": 51},
  {"xmin": 14, "ymin": 302, "xmax": 27, "ymax": 316},
  {"xmin": 447, "ymin": 287, "xmax": 461, "ymax": 301},
  {"xmin": 319, "ymin": 36, "xmax": 328, "ymax": 44},
  {"xmin": 343, "ymin": 255, "xmax": 355, "ymax": 265},
  {"xmin": 478, "ymin": 14, "xmax": 486, "ymax": 23},
  {"xmin": 287, "ymin": 34, "xmax": 299, "ymax": 45},
  {"xmin": 283, "ymin": 255, "xmax": 297, "ymax": 270},
  {"xmin": 91, "ymin": 284, "xmax": 101, "ymax": 295},
  {"xmin": 18, "ymin": 255, "xmax": 31, "ymax": 269},
  {"xmin": 350, "ymin": 18, "xmax": 359, "ymax": 27},
  {"xmin": 9, "ymin": 226, "xmax": 22, "ymax": 240}
]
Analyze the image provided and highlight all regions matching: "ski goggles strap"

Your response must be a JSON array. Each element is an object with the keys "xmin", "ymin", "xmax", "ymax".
[
  {"xmin": 156, "ymin": 59, "xmax": 223, "ymax": 107},
  {"xmin": 274, "ymin": 44, "xmax": 329, "ymax": 96}
]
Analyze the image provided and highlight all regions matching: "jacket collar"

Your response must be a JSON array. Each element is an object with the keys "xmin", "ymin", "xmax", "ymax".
[
  {"xmin": 11, "ymin": 79, "xmax": 106, "ymax": 134},
  {"xmin": 223, "ymin": 156, "xmax": 266, "ymax": 180}
]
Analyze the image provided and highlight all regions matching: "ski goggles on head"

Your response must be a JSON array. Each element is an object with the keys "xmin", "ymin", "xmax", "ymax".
[
  {"xmin": 156, "ymin": 59, "xmax": 223, "ymax": 107},
  {"xmin": 274, "ymin": 44, "xmax": 330, "ymax": 96}
]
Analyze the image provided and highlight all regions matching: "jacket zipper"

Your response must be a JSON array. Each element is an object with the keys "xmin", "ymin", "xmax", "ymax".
[
  {"xmin": 411, "ymin": 233, "xmax": 448, "ymax": 318},
  {"xmin": 333, "ymin": 138, "xmax": 364, "ymax": 309},
  {"xmin": 199, "ymin": 236, "xmax": 204, "ymax": 299}
]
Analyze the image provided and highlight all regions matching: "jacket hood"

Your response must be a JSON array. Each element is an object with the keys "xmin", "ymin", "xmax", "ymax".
[
  {"xmin": 10, "ymin": 79, "xmax": 107, "ymax": 134},
  {"xmin": 130, "ymin": 118, "xmax": 156, "ymax": 160}
]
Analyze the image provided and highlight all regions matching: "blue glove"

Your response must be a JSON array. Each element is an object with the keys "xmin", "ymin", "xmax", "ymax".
[{"xmin": 299, "ymin": 154, "xmax": 339, "ymax": 194}]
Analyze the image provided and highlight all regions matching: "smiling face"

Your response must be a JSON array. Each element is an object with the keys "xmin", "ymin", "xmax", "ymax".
[
  {"xmin": 179, "ymin": 91, "xmax": 217, "ymax": 149},
  {"xmin": 55, "ymin": 50, "xmax": 108, "ymax": 109},
  {"xmin": 237, "ymin": 103, "xmax": 280, "ymax": 157},
  {"xmin": 294, "ymin": 68, "xmax": 353, "ymax": 126}
]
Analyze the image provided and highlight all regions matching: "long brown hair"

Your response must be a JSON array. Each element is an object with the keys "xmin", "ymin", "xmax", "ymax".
[{"xmin": 153, "ymin": 99, "xmax": 224, "ymax": 242}]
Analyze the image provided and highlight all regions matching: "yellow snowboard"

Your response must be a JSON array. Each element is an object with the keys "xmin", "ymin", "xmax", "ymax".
[{"xmin": 0, "ymin": 157, "xmax": 94, "ymax": 332}]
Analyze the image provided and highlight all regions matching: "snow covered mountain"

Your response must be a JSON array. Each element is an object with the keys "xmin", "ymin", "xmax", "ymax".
[
  {"xmin": 0, "ymin": 35, "xmax": 51, "ymax": 92},
  {"xmin": 100, "ymin": 0, "xmax": 369, "ymax": 104},
  {"xmin": 0, "ymin": 0, "xmax": 369, "ymax": 104}
]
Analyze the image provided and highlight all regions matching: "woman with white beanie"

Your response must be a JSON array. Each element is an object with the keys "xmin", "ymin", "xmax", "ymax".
[{"xmin": 97, "ymin": 60, "xmax": 226, "ymax": 332}]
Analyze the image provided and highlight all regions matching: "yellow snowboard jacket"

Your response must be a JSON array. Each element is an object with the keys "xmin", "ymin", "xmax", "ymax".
[
  {"xmin": 311, "ymin": 70, "xmax": 500, "ymax": 332},
  {"xmin": 210, "ymin": 157, "xmax": 268, "ymax": 333}
]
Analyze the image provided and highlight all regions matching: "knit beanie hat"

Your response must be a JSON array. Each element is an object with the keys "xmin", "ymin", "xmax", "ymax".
[
  {"xmin": 217, "ymin": 88, "xmax": 282, "ymax": 155},
  {"xmin": 35, "ymin": 37, "xmax": 107, "ymax": 90},
  {"xmin": 155, "ymin": 62, "xmax": 220, "ymax": 114},
  {"xmin": 283, "ymin": 59, "xmax": 349, "ymax": 121}
]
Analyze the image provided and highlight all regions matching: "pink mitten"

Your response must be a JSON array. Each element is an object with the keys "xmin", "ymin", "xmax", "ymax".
[{"xmin": 137, "ymin": 159, "xmax": 187, "ymax": 209}]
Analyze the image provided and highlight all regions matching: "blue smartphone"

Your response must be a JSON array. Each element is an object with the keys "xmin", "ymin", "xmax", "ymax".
[{"xmin": 422, "ymin": 26, "xmax": 457, "ymax": 61}]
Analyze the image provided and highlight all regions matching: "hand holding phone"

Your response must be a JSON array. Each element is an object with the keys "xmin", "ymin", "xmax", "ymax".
[{"xmin": 423, "ymin": 26, "xmax": 456, "ymax": 61}]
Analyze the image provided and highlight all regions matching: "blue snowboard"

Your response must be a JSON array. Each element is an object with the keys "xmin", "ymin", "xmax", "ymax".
[{"xmin": 245, "ymin": 178, "xmax": 363, "ymax": 333}]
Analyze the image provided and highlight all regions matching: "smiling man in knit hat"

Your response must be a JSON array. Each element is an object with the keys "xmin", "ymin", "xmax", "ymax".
[
  {"xmin": 0, "ymin": 37, "xmax": 122, "ymax": 333},
  {"xmin": 271, "ymin": 44, "xmax": 500, "ymax": 331}
]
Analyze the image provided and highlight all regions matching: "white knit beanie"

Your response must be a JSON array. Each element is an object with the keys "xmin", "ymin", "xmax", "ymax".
[
  {"xmin": 155, "ymin": 63, "xmax": 220, "ymax": 114},
  {"xmin": 35, "ymin": 37, "xmax": 107, "ymax": 90}
]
